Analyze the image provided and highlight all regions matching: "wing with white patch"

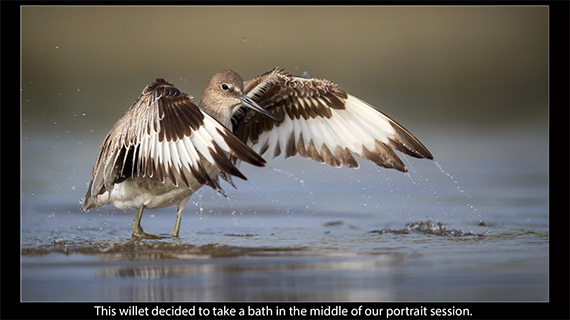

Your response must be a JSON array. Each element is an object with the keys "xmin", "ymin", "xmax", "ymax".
[
  {"xmin": 82, "ymin": 78, "xmax": 265, "ymax": 210},
  {"xmin": 234, "ymin": 69, "xmax": 433, "ymax": 171}
]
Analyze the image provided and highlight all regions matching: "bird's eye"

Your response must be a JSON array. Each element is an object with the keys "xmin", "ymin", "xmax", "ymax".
[{"xmin": 221, "ymin": 83, "xmax": 229, "ymax": 91}]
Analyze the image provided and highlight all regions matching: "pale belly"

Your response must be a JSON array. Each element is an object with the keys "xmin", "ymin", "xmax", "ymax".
[
  {"xmin": 94, "ymin": 165, "xmax": 220, "ymax": 210},
  {"xmin": 107, "ymin": 177, "xmax": 199, "ymax": 210}
]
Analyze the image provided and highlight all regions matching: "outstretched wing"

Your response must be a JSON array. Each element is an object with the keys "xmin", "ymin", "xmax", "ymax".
[
  {"xmin": 83, "ymin": 78, "xmax": 265, "ymax": 210},
  {"xmin": 233, "ymin": 69, "xmax": 433, "ymax": 172}
]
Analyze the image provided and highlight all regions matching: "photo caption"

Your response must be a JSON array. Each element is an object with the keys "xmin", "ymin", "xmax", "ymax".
[{"xmin": 94, "ymin": 304, "xmax": 473, "ymax": 318}]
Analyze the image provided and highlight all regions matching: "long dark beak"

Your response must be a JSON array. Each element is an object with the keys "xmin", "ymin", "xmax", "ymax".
[{"xmin": 238, "ymin": 94, "xmax": 283, "ymax": 123}]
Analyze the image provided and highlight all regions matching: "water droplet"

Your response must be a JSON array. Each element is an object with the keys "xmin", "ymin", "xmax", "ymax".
[
  {"xmin": 242, "ymin": 37, "xmax": 247, "ymax": 42},
  {"xmin": 55, "ymin": 45, "xmax": 59, "ymax": 49},
  {"xmin": 77, "ymin": 88, "xmax": 80, "ymax": 92}
]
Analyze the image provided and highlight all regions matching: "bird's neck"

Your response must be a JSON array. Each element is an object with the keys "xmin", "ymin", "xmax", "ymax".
[{"xmin": 199, "ymin": 100, "xmax": 235, "ymax": 130}]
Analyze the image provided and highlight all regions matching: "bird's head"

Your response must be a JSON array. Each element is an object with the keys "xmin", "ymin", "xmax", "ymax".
[{"xmin": 200, "ymin": 69, "xmax": 282, "ymax": 127}]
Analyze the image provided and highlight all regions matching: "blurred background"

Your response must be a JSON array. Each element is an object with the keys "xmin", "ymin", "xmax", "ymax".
[{"xmin": 22, "ymin": 6, "xmax": 547, "ymax": 131}]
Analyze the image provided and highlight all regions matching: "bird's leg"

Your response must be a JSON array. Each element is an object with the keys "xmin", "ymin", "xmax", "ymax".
[
  {"xmin": 172, "ymin": 204, "xmax": 183, "ymax": 238},
  {"xmin": 132, "ymin": 204, "xmax": 146, "ymax": 237},
  {"xmin": 172, "ymin": 197, "xmax": 191, "ymax": 238}
]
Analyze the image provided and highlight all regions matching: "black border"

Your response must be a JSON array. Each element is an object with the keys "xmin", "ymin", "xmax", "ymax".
[{"xmin": 4, "ymin": 1, "xmax": 569, "ymax": 319}]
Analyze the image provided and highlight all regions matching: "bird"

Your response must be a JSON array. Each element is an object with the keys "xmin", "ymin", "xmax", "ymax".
[{"xmin": 82, "ymin": 68, "xmax": 433, "ymax": 238}]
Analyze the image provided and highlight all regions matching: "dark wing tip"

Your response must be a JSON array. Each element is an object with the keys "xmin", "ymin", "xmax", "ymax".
[
  {"xmin": 388, "ymin": 123, "xmax": 434, "ymax": 161},
  {"xmin": 216, "ymin": 127, "xmax": 266, "ymax": 168}
]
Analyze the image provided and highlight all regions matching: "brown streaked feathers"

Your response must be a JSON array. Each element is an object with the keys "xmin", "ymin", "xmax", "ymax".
[
  {"xmin": 82, "ymin": 78, "xmax": 266, "ymax": 210},
  {"xmin": 232, "ymin": 69, "xmax": 433, "ymax": 172}
]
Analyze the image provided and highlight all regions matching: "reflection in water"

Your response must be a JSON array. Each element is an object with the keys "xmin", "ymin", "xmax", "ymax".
[
  {"xmin": 93, "ymin": 244, "xmax": 404, "ymax": 301},
  {"xmin": 21, "ymin": 218, "xmax": 548, "ymax": 301},
  {"xmin": 23, "ymin": 237, "xmax": 405, "ymax": 301}
]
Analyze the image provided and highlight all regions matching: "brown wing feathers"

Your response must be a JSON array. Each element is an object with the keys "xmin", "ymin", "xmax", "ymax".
[
  {"xmin": 84, "ymin": 79, "xmax": 266, "ymax": 205},
  {"xmin": 234, "ymin": 69, "xmax": 432, "ymax": 172},
  {"xmin": 84, "ymin": 70, "xmax": 432, "ymax": 210}
]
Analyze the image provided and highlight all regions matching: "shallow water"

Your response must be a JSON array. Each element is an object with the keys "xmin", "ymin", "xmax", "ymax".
[{"xmin": 20, "ymin": 123, "xmax": 548, "ymax": 302}]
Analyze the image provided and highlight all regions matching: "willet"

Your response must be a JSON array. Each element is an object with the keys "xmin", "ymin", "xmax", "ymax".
[{"xmin": 82, "ymin": 68, "xmax": 433, "ymax": 238}]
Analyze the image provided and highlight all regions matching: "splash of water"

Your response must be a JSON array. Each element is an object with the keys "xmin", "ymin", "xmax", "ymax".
[
  {"xmin": 268, "ymin": 165, "xmax": 307, "ymax": 187},
  {"xmin": 433, "ymin": 160, "xmax": 480, "ymax": 217},
  {"xmin": 401, "ymin": 157, "xmax": 486, "ymax": 234},
  {"xmin": 370, "ymin": 219, "xmax": 485, "ymax": 238}
]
